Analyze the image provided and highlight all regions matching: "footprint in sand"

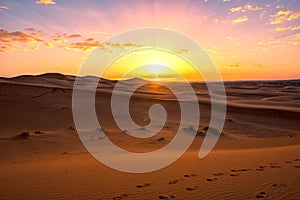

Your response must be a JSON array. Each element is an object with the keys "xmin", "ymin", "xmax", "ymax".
[
  {"xmin": 230, "ymin": 173, "xmax": 240, "ymax": 177},
  {"xmin": 272, "ymin": 183, "xmax": 287, "ymax": 188},
  {"xmin": 213, "ymin": 172, "xmax": 225, "ymax": 176},
  {"xmin": 184, "ymin": 173, "xmax": 197, "ymax": 178},
  {"xmin": 269, "ymin": 165, "xmax": 281, "ymax": 168},
  {"xmin": 113, "ymin": 193, "xmax": 127, "ymax": 200},
  {"xmin": 185, "ymin": 186, "xmax": 199, "ymax": 191},
  {"xmin": 256, "ymin": 191, "xmax": 268, "ymax": 198},
  {"xmin": 256, "ymin": 166, "xmax": 266, "ymax": 171},
  {"xmin": 206, "ymin": 178, "xmax": 218, "ymax": 182},
  {"xmin": 168, "ymin": 179, "xmax": 178, "ymax": 185},
  {"xmin": 231, "ymin": 168, "xmax": 251, "ymax": 172},
  {"xmin": 158, "ymin": 194, "xmax": 175, "ymax": 199},
  {"xmin": 136, "ymin": 183, "xmax": 150, "ymax": 188}
]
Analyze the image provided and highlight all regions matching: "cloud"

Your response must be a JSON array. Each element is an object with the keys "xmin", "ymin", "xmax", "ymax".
[
  {"xmin": 226, "ymin": 36, "xmax": 233, "ymax": 40},
  {"xmin": 270, "ymin": 10, "xmax": 300, "ymax": 24},
  {"xmin": 275, "ymin": 27, "xmax": 289, "ymax": 31},
  {"xmin": 65, "ymin": 41, "xmax": 143, "ymax": 51},
  {"xmin": 225, "ymin": 63, "xmax": 239, "ymax": 68},
  {"xmin": 68, "ymin": 40, "xmax": 101, "ymax": 51},
  {"xmin": 232, "ymin": 16, "xmax": 248, "ymax": 23},
  {"xmin": 0, "ymin": 28, "xmax": 83, "ymax": 52},
  {"xmin": 246, "ymin": 5, "xmax": 262, "ymax": 11},
  {"xmin": 230, "ymin": 7, "xmax": 242, "ymax": 13},
  {"xmin": 291, "ymin": 25, "xmax": 300, "ymax": 30},
  {"xmin": 205, "ymin": 46, "xmax": 229, "ymax": 59},
  {"xmin": 65, "ymin": 34, "xmax": 82, "ymax": 38},
  {"xmin": 0, "ymin": 28, "xmax": 43, "ymax": 52},
  {"xmin": 35, "ymin": 0, "xmax": 56, "ymax": 5},
  {"xmin": 173, "ymin": 49, "xmax": 189, "ymax": 54},
  {"xmin": 225, "ymin": 36, "xmax": 239, "ymax": 41},
  {"xmin": 288, "ymin": 33, "xmax": 300, "ymax": 45},
  {"xmin": 258, "ymin": 34, "xmax": 300, "ymax": 46},
  {"xmin": 275, "ymin": 25, "xmax": 300, "ymax": 31},
  {"xmin": 277, "ymin": 9, "xmax": 291, "ymax": 15},
  {"xmin": 0, "ymin": 6, "xmax": 9, "ymax": 11},
  {"xmin": 288, "ymin": 11, "xmax": 300, "ymax": 20},
  {"xmin": 0, "ymin": 28, "xmax": 169, "ymax": 53},
  {"xmin": 229, "ymin": 5, "xmax": 262, "ymax": 13},
  {"xmin": 252, "ymin": 64, "xmax": 268, "ymax": 69}
]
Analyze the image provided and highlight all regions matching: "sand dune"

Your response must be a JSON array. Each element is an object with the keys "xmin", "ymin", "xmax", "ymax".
[{"xmin": 0, "ymin": 73, "xmax": 299, "ymax": 199}]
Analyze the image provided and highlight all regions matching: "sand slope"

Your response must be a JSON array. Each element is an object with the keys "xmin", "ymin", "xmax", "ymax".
[{"xmin": 0, "ymin": 73, "xmax": 299, "ymax": 199}]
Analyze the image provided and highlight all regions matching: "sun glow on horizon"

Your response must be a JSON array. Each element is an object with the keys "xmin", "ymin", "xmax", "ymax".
[{"xmin": 102, "ymin": 49, "xmax": 203, "ymax": 82}]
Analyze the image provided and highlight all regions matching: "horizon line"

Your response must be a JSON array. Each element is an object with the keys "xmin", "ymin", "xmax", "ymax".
[{"xmin": 0, "ymin": 72, "xmax": 299, "ymax": 83}]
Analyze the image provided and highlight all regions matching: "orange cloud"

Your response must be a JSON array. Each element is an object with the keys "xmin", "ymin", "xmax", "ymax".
[
  {"xmin": 270, "ymin": 10, "xmax": 300, "ymax": 24},
  {"xmin": 288, "ymin": 11, "xmax": 300, "ymax": 20},
  {"xmin": 68, "ymin": 40, "xmax": 100, "ymax": 51},
  {"xmin": 0, "ymin": 27, "xmax": 144, "ymax": 53},
  {"xmin": 277, "ymin": 10, "xmax": 291, "ymax": 15},
  {"xmin": 35, "ymin": 0, "xmax": 56, "ymax": 5},
  {"xmin": 232, "ymin": 16, "xmax": 248, "ymax": 23},
  {"xmin": 0, "ymin": 28, "xmax": 43, "ymax": 52}
]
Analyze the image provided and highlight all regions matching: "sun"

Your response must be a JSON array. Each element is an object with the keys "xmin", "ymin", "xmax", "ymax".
[
  {"xmin": 133, "ymin": 63, "xmax": 174, "ymax": 82},
  {"xmin": 102, "ymin": 48, "xmax": 203, "ymax": 82},
  {"xmin": 146, "ymin": 64, "xmax": 167, "ymax": 75}
]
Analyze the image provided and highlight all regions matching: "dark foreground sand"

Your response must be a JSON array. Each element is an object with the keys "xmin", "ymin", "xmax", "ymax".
[{"xmin": 0, "ymin": 73, "xmax": 299, "ymax": 199}]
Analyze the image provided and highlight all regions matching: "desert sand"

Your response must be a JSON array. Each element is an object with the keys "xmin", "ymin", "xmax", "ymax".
[{"xmin": 0, "ymin": 73, "xmax": 299, "ymax": 200}]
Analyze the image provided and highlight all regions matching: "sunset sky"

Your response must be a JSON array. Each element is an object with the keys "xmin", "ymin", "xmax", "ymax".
[{"xmin": 0, "ymin": 0, "xmax": 299, "ymax": 80}]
